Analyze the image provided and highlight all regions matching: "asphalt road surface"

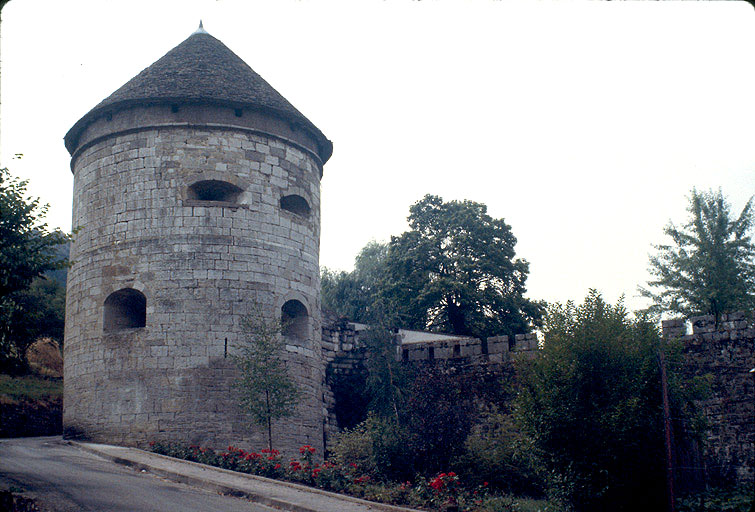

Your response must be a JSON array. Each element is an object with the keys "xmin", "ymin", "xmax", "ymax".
[{"xmin": 0, "ymin": 437, "xmax": 276, "ymax": 511}]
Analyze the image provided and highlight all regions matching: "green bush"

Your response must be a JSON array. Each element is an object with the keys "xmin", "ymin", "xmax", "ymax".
[
  {"xmin": 453, "ymin": 407, "xmax": 543, "ymax": 497},
  {"xmin": 330, "ymin": 414, "xmax": 414, "ymax": 481},
  {"xmin": 677, "ymin": 486, "xmax": 753, "ymax": 512}
]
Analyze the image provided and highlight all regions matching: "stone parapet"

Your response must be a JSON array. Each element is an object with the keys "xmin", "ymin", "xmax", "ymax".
[{"xmin": 665, "ymin": 311, "xmax": 755, "ymax": 485}]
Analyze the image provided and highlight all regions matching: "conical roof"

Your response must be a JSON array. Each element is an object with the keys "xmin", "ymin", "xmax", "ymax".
[{"xmin": 65, "ymin": 29, "xmax": 332, "ymax": 162}]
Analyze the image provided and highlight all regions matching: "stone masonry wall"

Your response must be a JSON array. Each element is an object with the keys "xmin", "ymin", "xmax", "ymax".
[
  {"xmin": 320, "ymin": 321, "xmax": 538, "ymax": 445},
  {"xmin": 663, "ymin": 312, "xmax": 755, "ymax": 484},
  {"xmin": 64, "ymin": 114, "xmax": 325, "ymax": 456}
]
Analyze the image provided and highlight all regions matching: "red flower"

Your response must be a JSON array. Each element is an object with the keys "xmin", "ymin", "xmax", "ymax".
[
  {"xmin": 274, "ymin": 463, "xmax": 281, "ymax": 469},
  {"xmin": 430, "ymin": 477, "xmax": 445, "ymax": 491}
]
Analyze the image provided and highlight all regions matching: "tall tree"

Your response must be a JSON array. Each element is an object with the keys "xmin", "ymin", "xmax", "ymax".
[
  {"xmin": 233, "ymin": 310, "xmax": 300, "ymax": 451},
  {"xmin": 517, "ymin": 291, "xmax": 706, "ymax": 512},
  {"xmin": 382, "ymin": 194, "xmax": 543, "ymax": 338},
  {"xmin": 0, "ymin": 168, "xmax": 68, "ymax": 299},
  {"xmin": 0, "ymin": 168, "xmax": 68, "ymax": 370},
  {"xmin": 321, "ymin": 241, "xmax": 387, "ymax": 323},
  {"xmin": 641, "ymin": 189, "xmax": 755, "ymax": 319}
]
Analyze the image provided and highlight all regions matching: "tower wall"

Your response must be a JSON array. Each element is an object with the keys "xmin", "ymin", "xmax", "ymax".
[{"xmin": 64, "ymin": 104, "xmax": 325, "ymax": 453}]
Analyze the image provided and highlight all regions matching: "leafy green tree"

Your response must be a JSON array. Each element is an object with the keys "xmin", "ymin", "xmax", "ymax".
[
  {"xmin": 321, "ymin": 241, "xmax": 388, "ymax": 323},
  {"xmin": 517, "ymin": 291, "xmax": 706, "ymax": 512},
  {"xmin": 0, "ymin": 168, "xmax": 69, "ymax": 370},
  {"xmin": 641, "ymin": 189, "xmax": 755, "ymax": 319},
  {"xmin": 362, "ymin": 323, "xmax": 405, "ymax": 424},
  {"xmin": 0, "ymin": 276, "xmax": 66, "ymax": 360},
  {"xmin": 0, "ymin": 168, "xmax": 69, "ymax": 299},
  {"xmin": 382, "ymin": 195, "xmax": 543, "ymax": 338},
  {"xmin": 233, "ymin": 310, "xmax": 300, "ymax": 451}
]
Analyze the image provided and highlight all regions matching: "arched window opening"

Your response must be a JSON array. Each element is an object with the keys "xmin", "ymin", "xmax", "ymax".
[
  {"xmin": 104, "ymin": 288, "xmax": 146, "ymax": 331},
  {"xmin": 281, "ymin": 300, "xmax": 308, "ymax": 341},
  {"xmin": 188, "ymin": 180, "xmax": 242, "ymax": 203},
  {"xmin": 280, "ymin": 195, "xmax": 310, "ymax": 217}
]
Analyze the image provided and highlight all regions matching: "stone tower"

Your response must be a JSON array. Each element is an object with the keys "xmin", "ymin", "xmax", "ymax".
[{"xmin": 62, "ymin": 25, "xmax": 332, "ymax": 453}]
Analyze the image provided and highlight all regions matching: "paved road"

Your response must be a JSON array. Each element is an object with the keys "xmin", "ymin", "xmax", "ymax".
[{"xmin": 0, "ymin": 437, "xmax": 275, "ymax": 512}]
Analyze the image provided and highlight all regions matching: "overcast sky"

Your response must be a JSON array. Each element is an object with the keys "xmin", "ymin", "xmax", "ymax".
[{"xmin": 2, "ymin": 0, "xmax": 755, "ymax": 313}]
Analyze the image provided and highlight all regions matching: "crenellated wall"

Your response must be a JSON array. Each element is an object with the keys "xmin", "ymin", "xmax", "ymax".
[
  {"xmin": 663, "ymin": 312, "xmax": 755, "ymax": 484},
  {"xmin": 320, "ymin": 319, "xmax": 538, "ymax": 445},
  {"xmin": 320, "ymin": 313, "xmax": 755, "ymax": 485}
]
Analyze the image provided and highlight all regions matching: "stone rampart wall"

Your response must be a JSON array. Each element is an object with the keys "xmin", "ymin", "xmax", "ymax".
[
  {"xmin": 320, "ymin": 320, "xmax": 538, "ymax": 444},
  {"xmin": 663, "ymin": 312, "xmax": 755, "ymax": 484}
]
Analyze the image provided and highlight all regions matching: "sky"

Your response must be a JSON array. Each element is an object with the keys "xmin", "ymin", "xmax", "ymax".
[{"xmin": 2, "ymin": 0, "xmax": 755, "ymax": 313}]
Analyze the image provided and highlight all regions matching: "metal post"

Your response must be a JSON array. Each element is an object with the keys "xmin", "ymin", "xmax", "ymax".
[
  {"xmin": 749, "ymin": 369, "xmax": 755, "ymax": 512},
  {"xmin": 659, "ymin": 349, "xmax": 675, "ymax": 512}
]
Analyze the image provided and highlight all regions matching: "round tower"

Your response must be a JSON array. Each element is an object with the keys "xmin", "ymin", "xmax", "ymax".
[{"xmin": 62, "ymin": 24, "xmax": 332, "ymax": 453}]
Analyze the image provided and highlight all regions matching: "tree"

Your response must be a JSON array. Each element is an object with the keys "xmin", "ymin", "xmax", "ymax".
[
  {"xmin": 362, "ymin": 323, "xmax": 405, "ymax": 424},
  {"xmin": 0, "ymin": 168, "xmax": 69, "ymax": 370},
  {"xmin": 641, "ymin": 189, "xmax": 755, "ymax": 319},
  {"xmin": 382, "ymin": 195, "xmax": 543, "ymax": 338},
  {"xmin": 0, "ymin": 168, "xmax": 69, "ymax": 299},
  {"xmin": 233, "ymin": 310, "xmax": 300, "ymax": 451},
  {"xmin": 321, "ymin": 241, "xmax": 388, "ymax": 323},
  {"xmin": 517, "ymin": 291, "xmax": 706, "ymax": 511},
  {"xmin": 0, "ymin": 276, "xmax": 66, "ymax": 360}
]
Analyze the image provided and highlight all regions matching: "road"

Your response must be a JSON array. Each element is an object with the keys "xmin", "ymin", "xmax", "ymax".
[{"xmin": 0, "ymin": 437, "xmax": 276, "ymax": 512}]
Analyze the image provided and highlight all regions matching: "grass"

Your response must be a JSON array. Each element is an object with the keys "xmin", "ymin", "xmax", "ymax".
[{"xmin": 0, "ymin": 373, "xmax": 63, "ymax": 404}]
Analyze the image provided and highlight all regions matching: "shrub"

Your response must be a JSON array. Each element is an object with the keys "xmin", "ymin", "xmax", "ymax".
[
  {"xmin": 677, "ymin": 486, "xmax": 753, "ymax": 512},
  {"xmin": 452, "ymin": 407, "xmax": 543, "ymax": 497}
]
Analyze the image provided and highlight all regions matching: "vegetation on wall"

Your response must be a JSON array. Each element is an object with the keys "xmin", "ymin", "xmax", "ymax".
[{"xmin": 516, "ymin": 291, "xmax": 708, "ymax": 512}]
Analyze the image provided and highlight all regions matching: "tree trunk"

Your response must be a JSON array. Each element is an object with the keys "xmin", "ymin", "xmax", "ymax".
[{"xmin": 265, "ymin": 389, "xmax": 272, "ymax": 452}]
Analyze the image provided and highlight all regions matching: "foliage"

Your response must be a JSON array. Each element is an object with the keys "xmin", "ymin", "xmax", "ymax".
[
  {"xmin": 321, "ymin": 241, "xmax": 388, "ymax": 323},
  {"xmin": 453, "ymin": 407, "xmax": 543, "ymax": 497},
  {"xmin": 641, "ymin": 189, "xmax": 755, "ymax": 319},
  {"xmin": 399, "ymin": 363, "xmax": 478, "ymax": 476},
  {"xmin": 1, "ymin": 277, "xmax": 66, "ymax": 363},
  {"xmin": 677, "ymin": 486, "xmax": 753, "ymax": 512},
  {"xmin": 329, "ymin": 417, "xmax": 379, "ymax": 477},
  {"xmin": 0, "ymin": 373, "xmax": 62, "ymax": 403},
  {"xmin": 321, "ymin": 196, "xmax": 543, "ymax": 338},
  {"xmin": 0, "ymin": 168, "xmax": 69, "ymax": 299},
  {"xmin": 363, "ymin": 323, "xmax": 406, "ymax": 423},
  {"xmin": 150, "ymin": 439, "xmax": 557, "ymax": 511},
  {"xmin": 0, "ymin": 168, "xmax": 69, "ymax": 371},
  {"xmin": 517, "ymin": 290, "xmax": 706, "ymax": 512},
  {"xmin": 232, "ymin": 310, "xmax": 300, "ymax": 451},
  {"xmin": 382, "ymin": 195, "xmax": 543, "ymax": 338}
]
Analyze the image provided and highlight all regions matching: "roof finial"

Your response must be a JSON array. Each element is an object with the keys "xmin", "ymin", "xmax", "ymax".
[{"xmin": 194, "ymin": 20, "xmax": 208, "ymax": 35}]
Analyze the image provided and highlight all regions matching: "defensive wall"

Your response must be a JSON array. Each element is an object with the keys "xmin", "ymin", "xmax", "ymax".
[
  {"xmin": 319, "ymin": 312, "xmax": 754, "ymax": 485},
  {"xmin": 320, "ymin": 318, "xmax": 538, "ymax": 446},
  {"xmin": 663, "ymin": 312, "xmax": 755, "ymax": 484}
]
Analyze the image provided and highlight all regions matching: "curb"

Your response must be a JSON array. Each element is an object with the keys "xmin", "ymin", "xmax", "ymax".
[{"xmin": 67, "ymin": 441, "xmax": 422, "ymax": 512}]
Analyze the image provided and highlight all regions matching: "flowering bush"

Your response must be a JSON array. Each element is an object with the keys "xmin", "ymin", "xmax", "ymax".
[{"xmin": 147, "ymin": 441, "xmax": 546, "ymax": 511}]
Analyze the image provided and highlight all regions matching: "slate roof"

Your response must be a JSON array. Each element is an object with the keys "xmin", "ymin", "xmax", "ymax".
[{"xmin": 65, "ymin": 30, "xmax": 332, "ymax": 163}]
